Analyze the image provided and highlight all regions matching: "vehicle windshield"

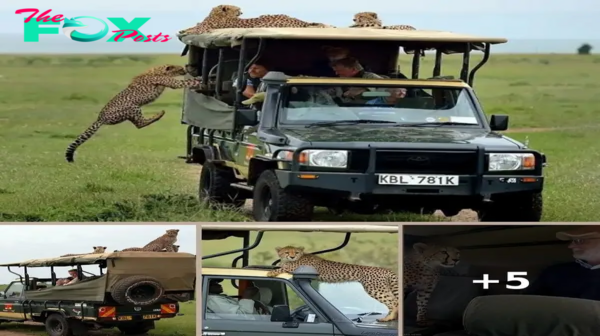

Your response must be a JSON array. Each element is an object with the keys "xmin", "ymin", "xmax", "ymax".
[
  {"xmin": 278, "ymin": 84, "xmax": 481, "ymax": 127},
  {"xmin": 315, "ymin": 281, "xmax": 395, "ymax": 328}
]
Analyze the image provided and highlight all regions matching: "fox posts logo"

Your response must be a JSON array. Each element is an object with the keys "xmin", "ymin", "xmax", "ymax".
[{"xmin": 15, "ymin": 8, "xmax": 172, "ymax": 43}]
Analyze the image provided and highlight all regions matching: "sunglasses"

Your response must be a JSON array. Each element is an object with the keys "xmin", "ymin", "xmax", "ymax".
[{"xmin": 570, "ymin": 238, "xmax": 600, "ymax": 245}]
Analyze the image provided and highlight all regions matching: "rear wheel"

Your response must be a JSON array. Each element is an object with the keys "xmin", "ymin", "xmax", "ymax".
[
  {"xmin": 199, "ymin": 162, "xmax": 245, "ymax": 208},
  {"xmin": 252, "ymin": 170, "xmax": 314, "ymax": 221},
  {"xmin": 45, "ymin": 314, "xmax": 73, "ymax": 336}
]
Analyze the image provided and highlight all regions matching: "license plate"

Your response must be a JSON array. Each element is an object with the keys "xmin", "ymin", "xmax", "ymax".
[
  {"xmin": 143, "ymin": 314, "xmax": 159, "ymax": 319},
  {"xmin": 118, "ymin": 316, "xmax": 132, "ymax": 321},
  {"xmin": 377, "ymin": 174, "xmax": 459, "ymax": 186}
]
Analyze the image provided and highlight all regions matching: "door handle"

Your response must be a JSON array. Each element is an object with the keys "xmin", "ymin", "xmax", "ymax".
[{"xmin": 202, "ymin": 333, "xmax": 225, "ymax": 336}]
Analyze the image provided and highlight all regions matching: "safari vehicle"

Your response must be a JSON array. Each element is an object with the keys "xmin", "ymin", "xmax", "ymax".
[
  {"xmin": 178, "ymin": 28, "xmax": 546, "ymax": 222},
  {"xmin": 403, "ymin": 225, "xmax": 596, "ymax": 336},
  {"xmin": 200, "ymin": 224, "xmax": 399, "ymax": 336},
  {"xmin": 0, "ymin": 251, "xmax": 195, "ymax": 336}
]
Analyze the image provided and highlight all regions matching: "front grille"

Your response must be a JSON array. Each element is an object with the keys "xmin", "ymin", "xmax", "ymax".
[{"xmin": 351, "ymin": 150, "xmax": 478, "ymax": 175}]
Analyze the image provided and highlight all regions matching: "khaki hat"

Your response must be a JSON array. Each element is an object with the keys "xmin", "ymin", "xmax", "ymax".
[
  {"xmin": 241, "ymin": 92, "xmax": 266, "ymax": 105},
  {"xmin": 556, "ymin": 226, "xmax": 600, "ymax": 241}
]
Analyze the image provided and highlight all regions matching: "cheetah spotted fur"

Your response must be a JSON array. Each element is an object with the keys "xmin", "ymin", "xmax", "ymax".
[
  {"xmin": 142, "ymin": 229, "xmax": 179, "ymax": 252},
  {"xmin": 61, "ymin": 246, "xmax": 107, "ymax": 257},
  {"xmin": 64, "ymin": 65, "xmax": 200, "ymax": 163},
  {"xmin": 118, "ymin": 244, "xmax": 180, "ymax": 252},
  {"xmin": 179, "ymin": 5, "xmax": 332, "ymax": 36},
  {"xmin": 350, "ymin": 12, "xmax": 416, "ymax": 30},
  {"xmin": 404, "ymin": 242, "xmax": 460, "ymax": 326},
  {"xmin": 267, "ymin": 246, "xmax": 399, "ymax": 322}
]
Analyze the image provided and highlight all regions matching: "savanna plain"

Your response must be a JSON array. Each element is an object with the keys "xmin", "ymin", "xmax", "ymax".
[{"xmin": 0, "ymin": 53, "xmax": 599, "ymax": 222}]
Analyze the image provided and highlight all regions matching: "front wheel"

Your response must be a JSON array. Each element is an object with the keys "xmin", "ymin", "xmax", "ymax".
[
  {"xmin": 477, "ymin": 191, "xmax": 543, "ymax": 222},
  {"xmin": 252, "ymin": 170, "xmax": 314, "ymax": 221}
]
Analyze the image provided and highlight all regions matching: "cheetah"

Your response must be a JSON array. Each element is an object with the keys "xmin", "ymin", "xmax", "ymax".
[
  {"xmin": 404, "ymin": 242, "xmax": 460, "ymax": 326},
  {"xmin": 349, "ymin": 12, "xmax": 416, "ymax": 30},
  {"xmin": 349, "ymin": 12, "xmax": 382, "ymax": 28},
  {"xmin": 142, "ymin": 229, "xmax": 179, "ymax": 252},
  {"xmin": 267, "ymin": 246, "xmax": 399, "ymax": 322},
  {"xmin": 117, "ymin": 244, "xmax": 180, "ymax": 252},
  {"xmin": 61, "ymin": 246, "xmax": 107, "ymax": 257},
  {"xmin": 179, "ymin": 5, "xmax": 332, "ymax": 36},
  {"xmin": 64, "ymin": 65, "xmax": 201, "ymax": 163}
]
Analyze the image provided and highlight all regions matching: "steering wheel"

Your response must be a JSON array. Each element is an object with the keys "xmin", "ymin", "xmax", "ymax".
[{"xmin": 291, "ymin": 304, "xmax": 314, "ymax": 322}]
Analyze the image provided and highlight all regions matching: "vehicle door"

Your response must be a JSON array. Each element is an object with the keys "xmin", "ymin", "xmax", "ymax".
[
  {"xmin": 0, "ymin": 281, "xmax": 27, "ymax": 320},
  {"xmin": 202, "ymin": 275, "xmax": 335, "ymax": 336}
]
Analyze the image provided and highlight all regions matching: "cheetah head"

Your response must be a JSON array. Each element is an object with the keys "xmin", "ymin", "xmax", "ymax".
[
  {"xmin": 209, "ymin": 5, "xmax": 243, "ymax": 19},
  {"xmin": 143, "ymin": 64, "xmax": 187, "ymax": 77},
  {"xmin": 353, "ymin": 12, "xmax": 381, "ymax": 26},
  {"xmin": 413, "ymin": 242, "xmax": 460, "ymax": 268},
  {"xmin": 275, "ymin": 246, "xmax": 305, "ymax": 262},
  {"xmin": 166, "ymin": 229, "xmax": 180, "ymax": 237},
  {"xmin": 93, "ymin": 246, "xmax": 107, "ymax": 253}
]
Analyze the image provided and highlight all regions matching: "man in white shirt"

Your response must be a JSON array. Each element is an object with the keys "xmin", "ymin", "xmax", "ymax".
[{"xmin": 206, "ymin": 279, "xmax": 259, "ymax": 318}]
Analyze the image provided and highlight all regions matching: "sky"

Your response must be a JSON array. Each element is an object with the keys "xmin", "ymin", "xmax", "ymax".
[
  {"xmin": 0, "ymin": 225, "xmax": 195, "ymax": 284},
  {"xmin": 0, "ymin": 0, "xmax": 599, "ymax": 53}
]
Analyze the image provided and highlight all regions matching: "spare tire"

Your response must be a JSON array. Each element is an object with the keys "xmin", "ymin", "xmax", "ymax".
[{"xmin": 110, "ymin": 276, "xmax": 164, "ymax": 306}]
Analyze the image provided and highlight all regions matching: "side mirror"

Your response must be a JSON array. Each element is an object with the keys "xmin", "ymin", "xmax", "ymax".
[
  {"xmin": 271, "ymin": 304, "xmax": 292, "ymax": 322},
  {"xmin": 490, "ymin": 114, "xmax": 509, "ymax": 131},
  {"xmin": 235, "ymin": 108, "xmax": 258, "ymax": 127}
]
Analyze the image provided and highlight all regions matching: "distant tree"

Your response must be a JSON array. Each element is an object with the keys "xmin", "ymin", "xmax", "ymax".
[{"xmin": 577, "ymin": 43, "xmax": 593, "ymax": 55}]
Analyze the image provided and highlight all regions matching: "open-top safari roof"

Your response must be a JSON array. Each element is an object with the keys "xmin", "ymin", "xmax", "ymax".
[
  {"xmin": 202, "ymin": 223, "xmax": 397, "ymax": 240},
  {"xmin": 179, "ymin": 27, "xmax": 507, "ymax": 52},
  {"xmin": 0, "ymin": 251, "xmax": 196, "ymax": 267}
]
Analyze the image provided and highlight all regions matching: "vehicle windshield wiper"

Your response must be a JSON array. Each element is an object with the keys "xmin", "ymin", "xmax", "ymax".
[
  {"xmin": 305, "ymin": 119, "xmax": 398, "ymax": 128},
  {"xmin": 393, "ymin": 121, "xmax": 478, "ymax": 127},
  {"xmin": 351, "ymin": 312, "xmax": 383, "ymax": 322}
]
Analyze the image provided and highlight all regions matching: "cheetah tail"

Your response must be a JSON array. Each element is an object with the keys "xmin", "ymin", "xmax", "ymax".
[{"xmin": 65, "ymin": 121, "xmax": 103, "ymax": 163}]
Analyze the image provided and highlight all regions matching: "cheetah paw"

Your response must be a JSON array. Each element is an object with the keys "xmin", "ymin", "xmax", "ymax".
[{"xmin": 266, "ymin": 271, "xmax": 278, "ymax": 277}]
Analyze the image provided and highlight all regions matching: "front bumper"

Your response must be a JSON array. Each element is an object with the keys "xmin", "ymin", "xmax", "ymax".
[{"xmin": 275, "ymin": 171, "xmax": 544, "ymax": 196}]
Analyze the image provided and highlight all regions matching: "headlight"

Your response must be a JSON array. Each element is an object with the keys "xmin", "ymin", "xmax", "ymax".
[
  {"xmin": 275, "ymin": 150, "xmax": 348, "ymax": 168},
  {"xmin": 488, "ymin": 153, "xmax": 535, "ymax": 171}
]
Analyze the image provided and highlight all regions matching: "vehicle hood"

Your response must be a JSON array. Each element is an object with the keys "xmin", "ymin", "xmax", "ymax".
[{"xmin": 280, "ymin": 126, "xmax": 522, "ymax": 148}]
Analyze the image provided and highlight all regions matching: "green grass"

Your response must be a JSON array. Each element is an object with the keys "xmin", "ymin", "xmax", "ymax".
[{"xmin": 0, "ymin": 53, "xmax": 599, "ymax": 221}]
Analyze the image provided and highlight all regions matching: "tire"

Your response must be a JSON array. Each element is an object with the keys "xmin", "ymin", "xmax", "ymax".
[
  {"xmin": 117, "ymin": 321, "xmax": 154, "ymax": 335},
  {"xmin": 477, "ymin": 191, "xmax": 543, "ymax": 222},
  {"xmin": 199, "ymin": 161, "xmax": 245, "ymax": 208},
  {"xmin": 110, "ymin": 276, "xmax": 164, "ymax": 306},
  {"xmin": 45, "ymin": 314, "xmax": 73, "ymax": 336},
  {"xmin": 252, "ymin": 170, "xmax": 314, "ymax": 221}
]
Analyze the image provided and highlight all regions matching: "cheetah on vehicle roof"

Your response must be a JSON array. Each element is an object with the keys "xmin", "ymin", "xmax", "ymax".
[
  {"xmin": 61, "ymin": 246, "xmax": 107, "ymax": 257},
  {"xmin": 179, "ymin": 5, "xmax": 332, "ymax": 35},
  {"xmin": 64, "ymin": 64, "xmax": 201, "ymax": 163},
  {"xmin": 404, "ymin": 242, "xmax": 460, "ymax": 326},
  {"xmin": 349, "ymin": 11, "xmax": 416, "ymax": 30},
  {"xmin": 267, "ymin": 246, "xmax": 399, "ymax": 322}
]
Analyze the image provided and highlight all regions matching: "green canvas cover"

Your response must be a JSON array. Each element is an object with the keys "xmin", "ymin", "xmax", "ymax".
[
  {"xmin": 464, "ymin": 295, "xmax": 600, "ymax": 336},
  {"xmin": 182, "ymin": 87, "xmax": 234, "ymax": 130},
  {"xmin": 107, "ymin": 255, "xmax": 195, "ymax": 291},
  {"xmin": 24, "ymin": 275, "xmax": 107, "ymax": 302}
]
